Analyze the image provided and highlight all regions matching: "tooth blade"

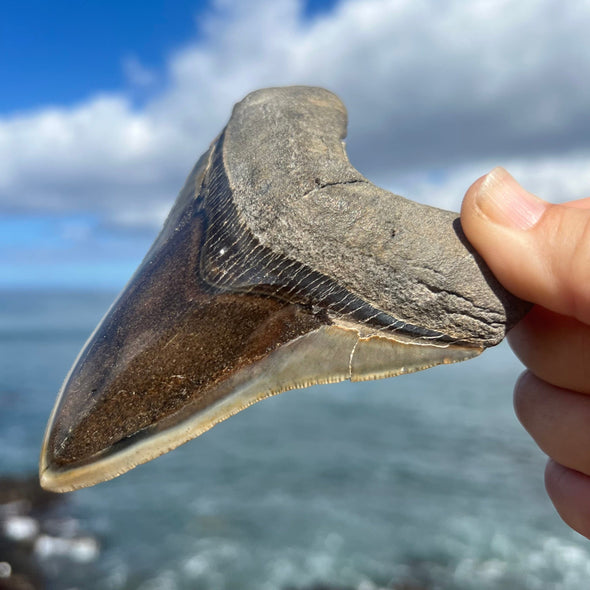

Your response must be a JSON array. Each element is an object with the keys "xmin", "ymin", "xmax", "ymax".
[
  {"xmin": 351, "ymin": 333, "xmax": 482, "ymax": 382},
  {"xmin": 41, "ymin": 325, "xmax": 358, "ymax": 492}
]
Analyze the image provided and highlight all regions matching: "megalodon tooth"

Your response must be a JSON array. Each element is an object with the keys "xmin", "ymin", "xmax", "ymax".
[{"xmin": 40, "ymin": 86, "xmax": 530, "ymax": 492}]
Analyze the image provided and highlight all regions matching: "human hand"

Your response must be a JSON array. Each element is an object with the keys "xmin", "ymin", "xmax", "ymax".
[{"xmin": 460, "ymin": 167, "xmax": 590, "ymax": 538}]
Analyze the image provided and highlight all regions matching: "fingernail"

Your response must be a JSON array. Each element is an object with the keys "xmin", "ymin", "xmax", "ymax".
[{"xmin": 475, "ymin": 167, "xmax": 547, "ymax": 230}]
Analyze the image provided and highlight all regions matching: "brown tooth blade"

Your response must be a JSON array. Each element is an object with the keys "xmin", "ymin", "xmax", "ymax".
[
  {"xmin": 41, "ymin": 318, "xmax": 479, "ymax": 492},
  {"xmin": 41, "ymin": 325, "xmax": 357, "ymax": 492}
]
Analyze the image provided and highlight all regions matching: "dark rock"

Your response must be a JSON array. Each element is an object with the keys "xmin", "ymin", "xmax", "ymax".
[
  {"xmin": 0, "ymin": 476, "xmax": 62, "ymax": 516},
  {"xmin": 0, "ymin": 474, "xmax": 99, "ymax": 590}
]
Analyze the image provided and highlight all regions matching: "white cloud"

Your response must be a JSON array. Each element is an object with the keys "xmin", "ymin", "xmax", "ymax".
[
  {"xmin": 1, "ymin": 0, "xmax": 589, "ymax": 232},
  {"xmin": 391, "ymin": 150, "xmax": 590, "ymax": 214},
  {"xmin": 122, "ymin": 56, "xmax": 158, "ymax": 88}
]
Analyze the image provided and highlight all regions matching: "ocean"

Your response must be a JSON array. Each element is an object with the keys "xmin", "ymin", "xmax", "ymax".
[{"xmin": 0, "ymin": 289, "xmax": 589, "ymax": 589}]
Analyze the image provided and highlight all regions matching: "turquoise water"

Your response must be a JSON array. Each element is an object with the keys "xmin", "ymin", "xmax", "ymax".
[{"xmin": 1, "ymin": 290, "xmax": 589, "ymax": 589}]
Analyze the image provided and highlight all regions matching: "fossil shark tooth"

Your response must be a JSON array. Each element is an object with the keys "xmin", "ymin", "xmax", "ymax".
[{"xmin": 40, "ymin": 86, "xmax": 530, "ymax": 492}]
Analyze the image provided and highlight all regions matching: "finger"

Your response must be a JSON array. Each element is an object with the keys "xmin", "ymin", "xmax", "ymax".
[
  {"xmin": 545, "ymin": 460, "xmax": 590, "ymax": 540},
  {"xmin": 564, "ymin": 196, "xmax": 590, "ymax": 209},
  {"xmin": 461, "ymin": 167, "xmax": 590, "ymax": 324},
  {"xmin": 514, "ymin": 371, "xmax": 590, "ymax": 475},
  {"xmin": 508, "ymin": 306, "xmax": 590, "ymax": 394}
]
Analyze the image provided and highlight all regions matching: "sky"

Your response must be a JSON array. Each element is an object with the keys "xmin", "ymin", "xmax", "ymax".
[{"xmin": 1, "ymin": 0, "xmax": 589, "ymax": 289}]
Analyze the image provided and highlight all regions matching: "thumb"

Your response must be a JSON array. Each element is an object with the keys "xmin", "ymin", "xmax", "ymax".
[{"xmin": 461, "ymin": 167, "xmax": 590, "ymax": 325}]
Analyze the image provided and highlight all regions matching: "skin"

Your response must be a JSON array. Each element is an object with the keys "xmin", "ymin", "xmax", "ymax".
[{"xmin": 461, "ymin": 167, "xmax": 590, "ymax": 539}]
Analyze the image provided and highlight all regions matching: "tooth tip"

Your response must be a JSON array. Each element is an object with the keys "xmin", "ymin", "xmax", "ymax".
[
  {"xmin": 38, "ymin": 465, "xmax": 85, "ymax": 493},
  {"xmin": 39, "ymin": 467, "xmax": 57, "ymax": 492},
  {"xmin": 39, "ymin": 451, "xmax": 72, "ymax": 493}
]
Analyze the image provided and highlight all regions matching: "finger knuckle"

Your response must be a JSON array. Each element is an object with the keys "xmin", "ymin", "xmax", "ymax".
[{"xmin": 513, "ymin": 370, "xmax": 535, "ymax": 425}]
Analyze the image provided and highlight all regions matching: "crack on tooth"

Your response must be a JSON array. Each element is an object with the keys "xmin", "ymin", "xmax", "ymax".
[
  {"xmin": 348, "ymin": 336, "xmax": 360, "ymax": 380},
  {"xmin": 302, "ymin": 178, "xmax": 367, "ymax": 198}
]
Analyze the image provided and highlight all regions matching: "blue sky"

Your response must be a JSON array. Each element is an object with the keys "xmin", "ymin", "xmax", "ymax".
[
  {"xmin": 1, "ymin": 1, "xmax": 202, "ymax": 114},
  {"xmin": 1, "ymin": 0, "xmax": 589, "ymax": 289},
  {"xmin": 0, "ymin": 0, "xmax": 337, "ymax": 114}
]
